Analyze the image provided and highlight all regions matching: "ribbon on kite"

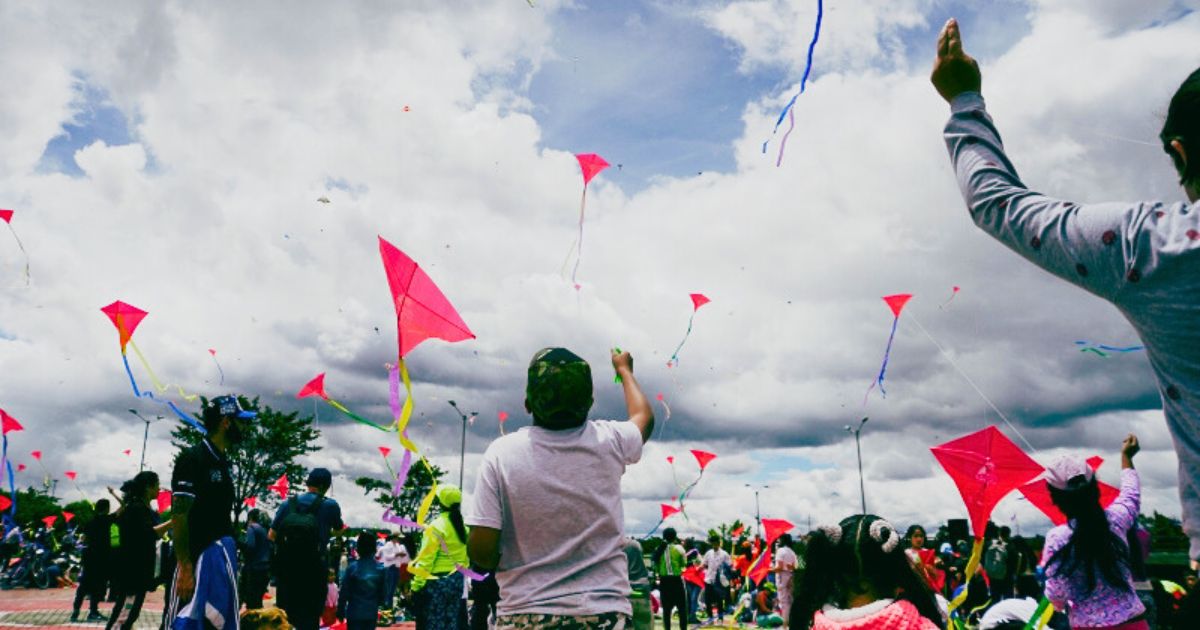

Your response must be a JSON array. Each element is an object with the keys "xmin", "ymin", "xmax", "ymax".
[
  {"xmin": 563, "ymin": 153, "xmax": 610, "ymax": 290},
  {"xmin": 1074, "ymin": 341, "xmax": 1145, "ymax": 358},
  {"xmin": 0, "ymin": 209, "xmax": 30, "ymax": 285},
  {"xmin": 932, "ymin": 426, "xmax": 1043, "ymax": 612},
  {"xmin": 101, "ymin": 301, "xmax": 206, "ymax": 433},
  {"xmin": 296, "ymin": 373, "xmax": 396, "ymax": 433},
  {"xmin": 208, "ymin": 349, "xmax": 224, "ymax": 386},
  {"xmin": 643, "ymin": 503, "xmax": 683, "ymax": 538},
  {"xmin": 761, "ymin": 0, "xmax": 823, "ymax": 166},
  {"xmin": 667, "ymin": 293, "xmax": 711, "ymax": 368},
  {"xmin": 864, "ymin": 294, "xmax": 912, "ymax": 404},
  {"xmin": 1023, "ymin": 598, "xmax": 1055, "ymax": 630}
]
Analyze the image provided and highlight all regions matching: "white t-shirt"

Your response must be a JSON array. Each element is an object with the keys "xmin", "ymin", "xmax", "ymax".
[
  {"xmin": 774, "ymin": 545, "xmax": 798, "ymax": 591},
  {"xmin": 378, "ymin": 540, "xmax": 409, "ymax": 569},
  {"xmin": 465, "ymin": 420, "xmax": 644, "ymax": 616},
  {"xmin": 702, "ymin": 548, "xmax": 731, "ymax": 585}
]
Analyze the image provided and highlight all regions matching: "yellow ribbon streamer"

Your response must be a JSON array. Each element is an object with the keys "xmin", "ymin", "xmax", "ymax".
[
  {"xmin": 127, "ymin": 339, "xmax": 200, "ymax": 402},
  {"xmin": 948, "ymin": 537, "xmax": 984, "ymax": 612},
  {"xmin": 417, "ymin": 481, "xmax": 438, "ymax": 526}
]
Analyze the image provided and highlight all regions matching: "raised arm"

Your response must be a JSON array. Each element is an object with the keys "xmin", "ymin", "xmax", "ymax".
[{"xmin": 612, "ymin": 349, "xmax": 654, "ymax": 443}]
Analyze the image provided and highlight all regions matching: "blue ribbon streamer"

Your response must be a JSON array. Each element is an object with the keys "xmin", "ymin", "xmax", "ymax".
[
  {"xmin": 762, "ymin": 0, "xmax": 824, "ymax": 159},
  {"xmin": 865, "ymin": 316, "xmax": 900, "ymax": 403},
  {"xmin": 122, "ymin": 353, "xmax": 207, "ymax": 434}
]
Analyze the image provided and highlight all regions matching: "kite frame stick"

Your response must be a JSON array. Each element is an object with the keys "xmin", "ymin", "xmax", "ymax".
[{"xmin": 907, "ymin": 313, "xmax": 1039, "ymax": 454}]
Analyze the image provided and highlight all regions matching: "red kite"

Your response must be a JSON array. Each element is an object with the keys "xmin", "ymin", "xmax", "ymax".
[
  {"xmin": 268, "ymin": 474, "xmax": 289, "ymax": 499},
  {"xmin": 244, "ymin": 497, "xmax": 257, "ymax": 508},
  {"xmin": 865, "ymin": 294, "xmax": 913, "ymax": 403},
  {"xmin": 668, "ymin": 293, "xmax": 711, "ymax": 368},
  {"xmin": 16, "ymin": 464, "xmax": 24, "ymax": 472},
  {"xmin": 30, "ymin": 451, "xmax": 40, "ymax": 460},
  {"xmin": 762, "ymin": 518, "xmax": 795, "ymax": 545},
  {"xmin": 731, "ymin": 525, "xmax": 745, "ymax": 538},
  {"xmin": 1, "ymin": 410, "xmax": 22, "ymax": 435},
  {"xmin": 378, "ymin": 236, "xmax": 474, "ymax": 440},
  {"xmin": 65, "ymin": 471, "xmax": 76, "ymax": 481},
  {"xmin": 100, "ymin": 301, "xmax": 148, "ymax": 354},
  {"xmin": 63, "ymin": 511, "xmax": 75, "ymax": 523},
  {"xmin": 498, "ymin": 411, "xmax": 509, "ymax": 436},
  {"xmin": 940, "ymin": 286, "xmax": 961, "ymax": 309},
  {"xmin": 156, "ymin": 489, "xmax": 172, "ymax": 514},
  {"xmin": 0, "ymin": 496, "xmax": 10, "ymax": 512},
  {"xmin": 41, "ymin": 515, "xmax": 56, "ymax": 528},
  {"xmin": 661, "ymin": 504, "xmax": 681, "ymax": 519},
  {"xmin": 566, "ymin": 153, "xmax": 611, "ymax": 289},
  {"xmin": 123, "ymin": 449, "xmax": 131, "ymax": 456},
  {"xmin": 378, "ymin": 446, "xmax": 392, "ymax": 459},
  {"xmin": 0, "ymin": 209, "xmax": 30, "ymax": 285},
  {"xmin": 690, "ymin": 450, "xmax": 717, "ymax": 471},
  {"xmin": 746, "ymin": 547, "xmax": 773, "ymax": 585},
  {"xmin": 1019, "ymin": 456, "xmax": 1119, "ymax": 526},
  {"xmin": 297, "ymin": 373, "xmax": 393, "ymax": 432}
]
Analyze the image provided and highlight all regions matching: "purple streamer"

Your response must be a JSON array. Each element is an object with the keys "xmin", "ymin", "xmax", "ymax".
[
  {"xmin": 776, "ymin": 107, "xmax": 795, "ymax": 167},
  {"xmin": 863, "ymin": 316, "xmax": 900, "ymax": 404},
  {"xmin": 381, "ymin": 510, "xmax": 422, "ymax": 529},
  {"xmin": 457, "ymin": 566, "xmax": 489, "ymax": 581},
  {"xmin": 392, "ymin": 448, "xmax": 413, "ymax": 497},
  {"xmin": 762, "ymin": 0, "xmax": 824, "ymax": 162}
]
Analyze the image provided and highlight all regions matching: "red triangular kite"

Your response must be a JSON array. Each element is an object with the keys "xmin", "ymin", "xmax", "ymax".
[
  {"xmin": 690, "ymin": 293, "xmax": 711, "ymax": 311},
  {"xmin": 42, "ymin": 515, "xmax": 56, "ymax": 528},
  {"xmin": 123, "ymin": 449, "xmax": 131, "ymax": 456},
  {"xmin": 576, "ymin": 153, "xmax": 610, "ymax": 187},
  {"xmin": 0, "ymin": 210, "xmax": 12, "ymax": 223},
  {"xmin": 0, "ymin": 496, "xmax": 10, "ymax": 512},
  {"xmin": 762, "ymin": 518, "xmax": 795, "ymax": 545},
  {"xmin": 100, "ymin": 301, "xmax": 149, "ymax": 353},
  {"xmin": 378, "ymin": 446, "xmax": 392, "ymax": 459},
  {"xmin": 730, "ymin": 525, "xmax": 745, "ymax": 538},
  {"xmin": 268, "ymin": 474, "xmax": 289, "ymax": 499},
  {"xmin": 63, "ymin": 511, "xmax": 75, "ymax": 523},
  {"xmin": 244, "ymin": 497, "xmax": 257, "ymax": 508},
  {"xmin": 1019, "ymin": 456, "xmax": 1119, "ymax": 526},
  {"xmin": 883, "ymin": 294, "xmax": 913, "ymax": 318},
  {"xmin": 65, "ymin": 471, "xmax": 76, "ymax": 481},
  {"xmin": 931, "ymin": 426, "xmax": 1044, "ymax": 538},
  {"xmin": 661, "ymin": 504, "xmax": 681, "ymax": 519},
  {"xmin": 378, "ymin": 237, "xmax": 475, "ymax": 359},
  {"xmin": 498, "ymin": 411, "xmax": 509, "ymax": 422},
  {"xmin": 156, "ymin": 489, "xmax": 172, "ymax": 514},
  {"xmin": 1, "ymin": 410, "xmax": 23, "ymax": 435},
  {"xmin": 16, "ymin": 464, "xmax": 25, "ymax": 472},
  {"xmin": 690, "ymin": 450, "xmax": 717, "ymax": 471},
  {"xmin": 747, "ymin": 547, "xmax": 773, "ymax": 585},
  {"xmin": 296, "ymin": 374, "xmax": 329, "ymax": 400}
]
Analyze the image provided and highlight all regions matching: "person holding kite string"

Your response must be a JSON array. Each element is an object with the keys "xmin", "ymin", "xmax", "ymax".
[
  {"xmin": 465, "ymin": 348, "xmax": 654, "ymax": 629},
  {"xmin": 1040, "ymin": 435, "xmax": 1146, "ymax": 629},
  {"xmin": 933, "ymin": 18, "xmax": 1200, "ymax": 564}
]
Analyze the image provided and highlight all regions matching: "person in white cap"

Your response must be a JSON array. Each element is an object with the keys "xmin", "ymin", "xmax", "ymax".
[{"xmin": 1040, "ymin": 435, "xmax": 1144, "ymax": 630}]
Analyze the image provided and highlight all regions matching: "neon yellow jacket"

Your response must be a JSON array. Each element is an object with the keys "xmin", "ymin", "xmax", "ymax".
[{"xmin": 410, "ymin": 512, "xmax": 469, "ymax": 591}]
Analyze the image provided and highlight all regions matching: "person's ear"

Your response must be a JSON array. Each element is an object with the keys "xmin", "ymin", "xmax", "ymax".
[{"xmin": 1172, "ymin": 139, "xmax": 1189, "ymax": 173}]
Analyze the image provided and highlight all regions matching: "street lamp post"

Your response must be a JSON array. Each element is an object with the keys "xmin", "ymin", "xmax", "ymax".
[
  {"xmin": 447, "ymin": 401, "xmax": 478, "ymax": 489},
  {"xmin": 845, "ymin": 417, "xmax": 869, "ymax": 514},
  {"xmin": 744, "ymin": 483, "xmax": 769, "ymax": 540},
  {"xmin": 129, "ymin": 409, "xmax": 164, "ymax": 472}
]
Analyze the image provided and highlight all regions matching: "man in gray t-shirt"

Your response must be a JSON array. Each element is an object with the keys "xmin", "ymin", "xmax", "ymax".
[{"xmin": 466, "ymin": 347, "xmax": 654, "ymax": 628}]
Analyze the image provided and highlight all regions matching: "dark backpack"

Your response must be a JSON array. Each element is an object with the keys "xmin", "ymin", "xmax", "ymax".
[
  {"xmin": 274, "ymin": 496, "xmax": 325, "ymax": 573},
  {"xmin": 984, "ymin": 540, "xmax": 1009, "ymax": 580}
]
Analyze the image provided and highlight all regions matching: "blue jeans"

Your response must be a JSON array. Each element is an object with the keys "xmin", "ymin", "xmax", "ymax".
[
  {"xmin": 382, "ymin": 566, "xmax": 400, "ymax": 610},
  {"xmin": 686, "ymin": 582, "xmax": 701, "ymax": 621}
]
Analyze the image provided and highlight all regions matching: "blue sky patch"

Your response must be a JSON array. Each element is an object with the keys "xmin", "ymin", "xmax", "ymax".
[{"xmin": 37, "ymin": 76, "xmax": 143, "ymax": 177}]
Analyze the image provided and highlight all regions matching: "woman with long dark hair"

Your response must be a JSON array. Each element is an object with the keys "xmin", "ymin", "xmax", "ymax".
[
  {"xmin": 411, "ymin": 484, "xmax": 469, "ymax": 629},
  {"xmin": 1042, "ymin": 435, "xmax": 1145, "ymax": 629},
  {"xmin": 790, "ymin": 514, "xmax": 943, "ymax": 629},
  {"xmin": 106, "ymin": 471, "xmax": 167, "ymax": 630}
]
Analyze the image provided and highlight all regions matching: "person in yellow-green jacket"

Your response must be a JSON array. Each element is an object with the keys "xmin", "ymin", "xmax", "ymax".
[{"xmin": 411, "ymin": 484, "xmax": 469, "ymax": 629}]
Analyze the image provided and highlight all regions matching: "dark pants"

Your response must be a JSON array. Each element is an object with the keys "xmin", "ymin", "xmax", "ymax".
[
  {"xmin": 277, "ymin": 573, "xmax": 325, "ymax": 630},
  {"xmin": 989, "ymin": 576, "xmax": 1013, "ymax": 601},
  {"xmin": 242, "ymin": 567, "xmax": 270, "ymax": 610},
  {"xmin": 73, "ymin": 563, "xmax": 108, "ymax": 615},
  {"xmin": 382, "ymin": 565, "xmax": 400, "ymax": 610},
  {"xmin": 704, "ymin": 583, "xmax": 726, "ymax": 619},
  {"xmin": 105, "ymin": 590, "xmax": 146, "ymax": 630},
  {"xmin": 660, "ymin": 576, "xmax": 687, "ymax": 629},
  {"xmin": 347, "ymin": 620, "xmax": 377, "ymax": 630},
  {"xmin": 469, "ymin": 599, "xmax": 495, "ymax": 630}
]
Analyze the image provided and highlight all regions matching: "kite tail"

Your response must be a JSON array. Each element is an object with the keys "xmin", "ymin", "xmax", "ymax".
[
  {"xmin": 416, "ymin": 480, "xmax": 438, "ymax": 526},
  {"xmin": 211, "ymin": 355, "xmax": 225, "ymax": 386},
  {"xmin": 326, "ymin": 398, "xmax": 395, "ymax": 432},
  {"xmin": 6, "ymin": 223, "xmax": 30, "ymax": 286},
  {"xmin": 1023, "ymin": 598, "xmax": 1054, "ymax": 630},
  {"xmin": 643, "ymin": 515, "xmax": 667, "ymax": 539},
  {"xmin": 128, "ymin": 340, "xmax": 199, "ymax": 402},
  {"xmin": 1080, "ymin": 347, "xmax": 1108, "ymax": 358},
  {"xmin": 761, "ymin": 0, "xmax": 822, "ymax": 156},
  {"xmin": 658, "ymin": 398, "xmax": 672, "ymax": 439},
  {"xmin": 1097, "ymin": 344, "xmax": 1145, "ymax": 353},
  {"xmin": 570, "ymin": 187, "xmax": 587, "ymax": 289},
  {"xmin": 122, "ymin": 353, "xmax": 208, "ymax": 433},
  {"xmin": 864, "ymin": 316, "xmax": 900, "ymax": 404},
  {"xmin": 395, "ymin": 360, "xmax": 418, "ymax": 452},
  {"xmin": 947, "ymin": 538, "xmax": 984, "ymax": 612},
  {"xmin": 668, "ymin": 311, "xmax": 698, "ymax": 367},
  {"xmin": 775, "ymin": 107, "xmax": 795, "ymax": 167}
]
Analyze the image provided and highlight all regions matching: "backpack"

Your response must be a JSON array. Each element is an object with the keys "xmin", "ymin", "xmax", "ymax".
[
  {"xmin": 984, "ymin": 540, "xmax": 1009, "ymax": 580},
  {"xmin": 274, "ymin": 496, "xmax": 325, "ymax": 573}
]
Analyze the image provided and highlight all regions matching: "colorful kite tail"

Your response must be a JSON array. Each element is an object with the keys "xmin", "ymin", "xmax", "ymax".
[
  {"xmin": 1023, "ymin": 598, "xmax": 1054, "ymax": 630},
  {"xmin": 864, "ymin": 316, "xmax": 900, "ymax": 403},
  {"xmin": 121, "ymin": 353, "xmax": 208, "ymax": 433},
  {"xmin": 668, "ymin": 311, "xmax": 699, "ymax": 367},
  {"xmin": 947, "ymin": 538, "xmax": 984, "ymax": 612},
  {"xmin": 775, "ymin": 107, "xmax": 795, "ymax": 167},
  {"xmin": 761, "ymin": 0, "xmax": 822, "ymax": 159},
  {"xmin": 570, "ymin": 187, "xmax": 587, "ymax": 289}
]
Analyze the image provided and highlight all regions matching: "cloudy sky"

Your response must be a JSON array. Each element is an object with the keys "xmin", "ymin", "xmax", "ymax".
[{"xmin": 1, "ymin": 0, "xmax": 1198, "ymax": 540}]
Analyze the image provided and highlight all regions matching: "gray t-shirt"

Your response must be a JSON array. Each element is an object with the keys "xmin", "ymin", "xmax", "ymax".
[
  {"xmin": 465, "ymin": 420, "xmax": 644, "ymax": 616},
  {"xmin": 945, "ymin": 92, "xmax": 1200, "ymax": 558}
]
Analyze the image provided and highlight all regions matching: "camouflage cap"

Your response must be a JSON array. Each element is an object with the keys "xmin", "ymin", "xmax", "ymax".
[{"xmin": 526, "ymin": 347, "xmax": 593, "ymax": 429}]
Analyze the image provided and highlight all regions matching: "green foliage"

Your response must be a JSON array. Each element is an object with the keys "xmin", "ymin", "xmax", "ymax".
[
  {"xmin": 1139, "ymin": 511, "xmax": 1190, "ymax": 554},
  {"xmin": 355, "ymin": 458, "xmax": 447, "ymax": 529},
  {"xmin": 171, "ymin": 396, "xmax": 321, "ymax": 525},
  {"xmin": 63, "ymin": 500, "xmax": 96, "ymax": 527},
  {"xmin": 0, "ymin": 486, "xmax": 62, "ymax": 527}
]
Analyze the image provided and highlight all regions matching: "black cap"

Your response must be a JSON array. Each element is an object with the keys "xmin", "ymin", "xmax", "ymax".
[{"xmin": 306, "ymin": 468, "xmax": 332, "ymax": 488}]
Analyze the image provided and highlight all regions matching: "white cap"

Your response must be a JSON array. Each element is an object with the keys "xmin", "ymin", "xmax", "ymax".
[{"xmin": 1045, "ymin": 455, "xmax": 1095, "ymax": 490}]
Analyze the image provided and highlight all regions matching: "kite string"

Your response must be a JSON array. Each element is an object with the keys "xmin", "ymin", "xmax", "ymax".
[
  {"xmin": 5, "ymin": 222, "xmax": 30, "ymax": 285},
  {"xmin": 907, "ymin": 313, "xmax": 1039, "ymax": 454},
  {"xmin": 210, "ymin": 354, "xmax": 225, "ymax": 386},
  {"xmin": 570, "ymin": 186, "xmax": 587, "ymax": 288}
]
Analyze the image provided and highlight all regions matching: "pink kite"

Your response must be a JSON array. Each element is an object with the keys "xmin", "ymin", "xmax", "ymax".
[
  {"xmin": 123, "ymin": 449, "xmax": 131, "ymax": 456},
  {"xmin": 42, "ymin": 515, "xmax": 56, "ymax": 528},
  {"xmin": 156, "ymin": 489, "xmax": 172, "ymax": 514},
  {"xmin": 498, "ymin": 411, "xmax": 509, "ymax": 435},
  {"xmin": 0, "ymin": 496, "xmax": 10, "ymax": 512},
  {"xmin": 566, "ymin": 153, "xmax": 611, "ymax": 289},
  {"xmin": 865, "ymin": 294, "xmax": 913, "ymax": 403},
  {"xmin": 378, "ymin": 446, "xmax": 392, "ymax": 459},
  {"xmin": 100, "ymin": 301, "xmax": 148, "ymax": 354},
  {"xmin": 0, "ymin": 209, "xmax": 30, "ymax": 285},
  {"xmin": 65, "ymin": 471, "xmax": 76, "ymax": 481},
  {"xmin": 762, "ymin": 518, "xmax": 795, "ymax": 545},
  {"xmin": 30, "ymin": 450, "xmax": 41, "ymax": 461},
  {"xmin": 661, "ymin": 504, "xmax": 681, "ymax": 519},
  {"xmin": 940, "ymin": 286, "xmax": 961, "ymax": 309},
  {"xmin": 1019, "ymin": 456, "xmax": 1119, "ymax": 526},
  {"xmin": 690, "ymin": 450, "xmax": 717, "ymax": 471},
  {"xmin": 667, "ymin": 293, "xmax": 711, "ymax": 367},
  {"xmin": 666, "ymin": 455, "xmax": 674, "ymax": 464},
  {"xmin": 244, "ymin": 497, "xmax": 257, "ymax": 508},
  {"xmin": 16, "ymin": 464, "xmax": 24, "ymax": 472},
  {"xmin": 63, "ymin": 511, "xmax": 75, "ymax": 523},
  {"xmin": 378, "ymin": 236, "xmax": 475, "ymax": 437},
  {"xmin": 1, "ymin": 410, "xmax": 22, "ymax": 435},
  {"xmin": 296, "ymin": 373, "xmax": 393, "ymax": 432},
  {"xmin": 268, "ymin": 474, "xmax": 289, "ymax": 499}
]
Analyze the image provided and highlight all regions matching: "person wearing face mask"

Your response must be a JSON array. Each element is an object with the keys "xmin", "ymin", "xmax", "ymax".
[{"xmin": 166, "ymin": 395, "xmax": 256, "ymax": 630}]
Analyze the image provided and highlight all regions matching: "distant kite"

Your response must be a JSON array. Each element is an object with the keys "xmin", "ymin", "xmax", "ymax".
[
  {"xmin": 317, "ymin": 197, "xmax": 331, "ymax": 204},
  {"xmin": 564, "ymin": 153, "xmax": 610, "ymax": 290},
  {"xmin": 0, "ymin": 209, "xmax": 30, "ymax": 285},
  {"xmin": 667, "ymin": 294, "xmax": 711, "ymax": 368},
  {"xmin": 864, "ymin": 294, "xmax": 912, "ymax": 403}
]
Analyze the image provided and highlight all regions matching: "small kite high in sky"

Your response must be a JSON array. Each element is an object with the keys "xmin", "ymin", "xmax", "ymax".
[
  {"xmin": 939, "ymin": 286, "xmax": 960, "ymax": 309},
  {"xmin": 0, "ymin": 209, "xmax": 30, "ymax": 285},
  {"xmin": 564, "ymin": 153, "xmax": 610, "ymax": 290},
  {"xmin": 297, "ymin": 373, "xmax": 395, "ymax": 432},
  {"xmin": 101, "ymin": 300, "xmax": 206, "ymax": 433},
  {"xmin": 667, "ymin": 293, "xmax": 711, "ymax": 368},
  {"xmin": 761, "ymin": 0, "xmax": 823, "ymax": 167},
  {"xmin": 268, "ymin": 474, "xmax": 289, "ymax": 499},
  {"xmin": 209, "ymin": 349, "xmax": 224, "ymax": 385},
  {"xmin": 864, "ymin": 294, "xmax": 912, "ymax": 404}
]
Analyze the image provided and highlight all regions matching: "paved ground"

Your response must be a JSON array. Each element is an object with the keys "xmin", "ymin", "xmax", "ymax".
[{"xmin": 0, "ymin": 587, "xmax": 418, "ymax": 630}]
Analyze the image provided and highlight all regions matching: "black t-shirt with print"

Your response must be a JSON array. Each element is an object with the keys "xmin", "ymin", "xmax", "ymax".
[{"xmin": 171, "ymin": 439, "xmax": 235, "ymax": 561}]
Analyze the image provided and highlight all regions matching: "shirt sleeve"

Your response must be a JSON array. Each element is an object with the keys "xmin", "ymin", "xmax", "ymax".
[
  {"xmin": 609, "ymin": 420, "xmax": 644, "ymax": 466},
  {"xmin": 944, "ymin": 92, "xmax": 1183, "ymax": 305},
  {"xmin": 464, "ymin": 452, "xmax": 503, "ymax": 530},
  {"xmin": 1107, "ymin": 468, "xmax": 1142, "ymax": 534},
  {"xmin": 171, "ymin": 449, "xmax": 198, "ymax": 498}
]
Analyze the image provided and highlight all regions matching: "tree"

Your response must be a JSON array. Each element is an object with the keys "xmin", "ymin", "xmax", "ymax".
[
  {"xmin": 355, "ymin": 458, "xmax": 447, "ymax": 530},
  {"xmin": 171, "ymin": 396, "xmax": 321, "ymax": 526},
  {"xmin": 1, "ymin": 486, "xmax": 62, "ymax": 527}
]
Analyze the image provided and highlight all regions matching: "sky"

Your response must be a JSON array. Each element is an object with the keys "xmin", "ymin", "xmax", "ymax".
[{"xmin": 1, "ymin": 0, "xmax": 1199, "ymax": 540}]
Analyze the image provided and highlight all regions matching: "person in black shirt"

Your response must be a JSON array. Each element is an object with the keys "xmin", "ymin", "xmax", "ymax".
[
  {"xmin": 270, "ymin": 468, "xmax": 344, "ymax": 630},
  {"xmin": 240, "ymin": 509, "xmax": 272, "ymax": 610},
  {"xmin": 106, "ymin": 472, "xmax": 169, "ymax": 630},
  {"xmin": 167, "ymin": 395, "xmax": 254, "ymax": 628},
  {"xmin": 72, "ymin": 499, "xmax": 113, "ymax": 622}
]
